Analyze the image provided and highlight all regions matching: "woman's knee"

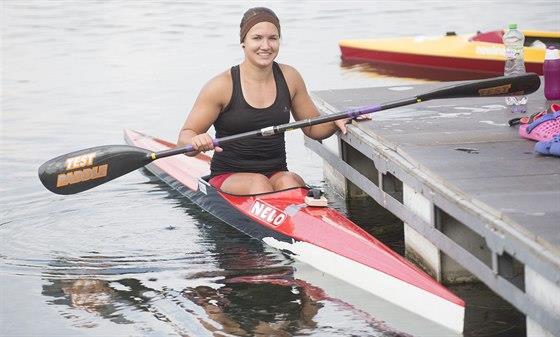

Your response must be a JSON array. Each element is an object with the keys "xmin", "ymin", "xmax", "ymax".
[
  {"xmin": 221, "ymin": 173, "xmax": 273, "ymax": 194},
  {"xmin": 249, "ymin": 174, "xmax": 275, "ymax": 193},
  {"xmin": 271, "ymin": 172, "xmax": 305, "ymax": 190}
]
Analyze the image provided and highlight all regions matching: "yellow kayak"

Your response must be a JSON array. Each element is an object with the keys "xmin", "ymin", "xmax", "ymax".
[{"xmin": 340, "ymin": 30, "xmax": 559, "ymax": 75}]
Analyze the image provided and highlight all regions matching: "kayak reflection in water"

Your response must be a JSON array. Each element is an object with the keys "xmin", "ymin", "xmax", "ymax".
[
  {"xmin": 177, "ymin": 6, "xmax": 368, "ymax": 195},
  {"xmin": 181, "ymin": 271, "xmax": 324, "ymax": 336},
  {"xmin": 41, "ymin": 271, "xmax": 326, "ymax": 335},
  {"xmin": 39, "ymin": 237, "xmax": 325, "ymax": 335},
  {"xmin": 39, "ymin": 225, "xmax": 399, "ymax": 335}
]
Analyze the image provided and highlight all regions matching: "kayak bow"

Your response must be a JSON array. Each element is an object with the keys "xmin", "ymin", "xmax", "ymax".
[{"xmin": 124, "ymin": 129, "xmax": 465, "ymax": 333}]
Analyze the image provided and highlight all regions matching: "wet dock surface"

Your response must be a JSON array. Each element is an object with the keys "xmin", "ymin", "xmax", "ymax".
[{"xmin": 313, "ymin": 80, "xmax": 559, "ymax": 247}]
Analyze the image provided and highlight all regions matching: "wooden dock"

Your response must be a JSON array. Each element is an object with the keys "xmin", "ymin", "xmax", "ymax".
[{"xmin": 306, "ymin": 80, "xmax": 559, "ymax": 336}]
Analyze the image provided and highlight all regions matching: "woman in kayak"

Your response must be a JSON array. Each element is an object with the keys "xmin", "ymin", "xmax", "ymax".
[{"xmin": 177, "ymin": 7, "xmax": 351, "ymax": 195}]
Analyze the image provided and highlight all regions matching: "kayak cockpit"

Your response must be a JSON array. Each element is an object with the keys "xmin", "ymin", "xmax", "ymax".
[{"xmin": 469, "ymin": 29, "xmax": 560, "ymax": 48}]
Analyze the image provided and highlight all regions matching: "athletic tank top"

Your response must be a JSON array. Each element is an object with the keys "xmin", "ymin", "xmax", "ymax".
[{"xmin": 210, "ymin": 62, "xmax": 292, "ymax": 177}]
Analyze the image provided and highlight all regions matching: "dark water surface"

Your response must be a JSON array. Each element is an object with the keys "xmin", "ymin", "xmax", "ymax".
[{"xmin": 2, "ymin": 1, "xmax": 557, "ymax": 336}]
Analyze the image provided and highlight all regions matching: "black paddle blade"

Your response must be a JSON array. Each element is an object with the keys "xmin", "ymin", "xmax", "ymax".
[
  {"xmin": 418, "ymin": 73, "xmax": 541, "ymax": 101},
  {"xmin": 38, "ymin": 145, "xmax": 153, "ymax": 195}
]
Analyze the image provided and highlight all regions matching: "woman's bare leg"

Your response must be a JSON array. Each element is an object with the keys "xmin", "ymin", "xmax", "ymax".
[
  {"xmin": 269, "ymin": 171, "xmax": 305, "ymax": 191},
  {"xmin": 219, "ymin": 173, "xmax": 275, "ymax": 195}
]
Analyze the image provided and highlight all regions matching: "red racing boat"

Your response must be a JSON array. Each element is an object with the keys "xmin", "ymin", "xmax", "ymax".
[{"xmin": 124, "ymin": 129, "xmax": 465, "ymax": 332}]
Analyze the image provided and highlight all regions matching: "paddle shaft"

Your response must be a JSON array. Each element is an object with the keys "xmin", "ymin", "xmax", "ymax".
[
  {"xmin": 154, "ymin": 72, "xmax": 541, "ymax": 159},
  {"xmin": 155, "ymin": 97, "xmax": 416, "ymax": 159}
]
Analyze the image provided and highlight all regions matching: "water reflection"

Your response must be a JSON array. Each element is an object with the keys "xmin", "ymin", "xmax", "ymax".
[
  {"xmin": 181, "ymin": 274, "xmax": 322, "ymax": 336},
  {"xmin": 38, "ymin": 178, "xmax": 401, "ymax": 336},
  {"xmin": 40, "ymin": 260, "xmax": 398, "ymax": 336},
  {"xmin": 43, "ymin": 278, "xmax": 133, "ymax": 326},
  {"xmin": 340, "ymin": 60, "xmax": 495, "ymax": 82},
  {"xmin": 42, "ymin": 269, "xmax": 405, "ymax": 336}
]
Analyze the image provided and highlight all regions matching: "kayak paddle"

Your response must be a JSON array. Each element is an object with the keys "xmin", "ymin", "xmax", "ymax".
[{"xmin": 38, "ymin": 72, "xmax": 540, "ymax": 195}]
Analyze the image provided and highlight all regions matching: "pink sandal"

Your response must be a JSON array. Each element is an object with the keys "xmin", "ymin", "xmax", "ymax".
[{"xmin": 518, "ymin": 108, "xmax": 560, "ymax": 142}]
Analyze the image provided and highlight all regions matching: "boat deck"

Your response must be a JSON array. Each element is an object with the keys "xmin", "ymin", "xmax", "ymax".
[{"xmin": 306, "ymin": 79, "xmax": 559, "ymax": 336}]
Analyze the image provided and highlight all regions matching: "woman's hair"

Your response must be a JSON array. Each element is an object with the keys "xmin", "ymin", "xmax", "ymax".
[{"xmin": 239, "ymin": 7, "xmax": 281, "ymax": 43}]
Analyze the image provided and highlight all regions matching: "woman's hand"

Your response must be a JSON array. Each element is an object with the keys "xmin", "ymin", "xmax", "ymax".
[
  {"xmin": 334, "ymin": 119, "xmax": 348, "ymax": 135},
  {"xmin": 187, "ymin": 133, "xmax": 223, "ymax": 156},
  {"xmin": 333, "ymin": 114, "xmax": 372, "ymax": 135}
]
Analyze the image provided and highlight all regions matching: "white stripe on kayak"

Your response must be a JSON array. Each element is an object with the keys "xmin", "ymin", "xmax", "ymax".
[{"xmin": 263, "ymin": 237, "xmax": 464, "ymax": 333}]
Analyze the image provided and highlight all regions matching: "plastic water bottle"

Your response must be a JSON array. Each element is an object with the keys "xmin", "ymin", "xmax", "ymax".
[
  {"xmin": 544, "ymin": 46, "xmax": 560, "ymax": 100},
  {"xmin": 503, "ymin": 24, "xmax": 527, "ymax": 113}
]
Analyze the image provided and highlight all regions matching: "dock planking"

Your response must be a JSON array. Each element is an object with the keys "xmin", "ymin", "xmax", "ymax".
[{"xmin": 312, "ymin": 81, "xmax": 559, "ymax": 247}]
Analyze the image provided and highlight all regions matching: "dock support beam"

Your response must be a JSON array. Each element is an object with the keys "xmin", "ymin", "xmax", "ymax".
[
  {"xmin": 402, "ymin": 184, "xmax": 442, "ymax": 281},
  {"xmin": 526, "ymin": 266, "xmax": 560, "ymax": 337}
]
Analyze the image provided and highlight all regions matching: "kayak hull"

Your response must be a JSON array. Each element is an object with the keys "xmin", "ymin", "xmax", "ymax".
[
  {"xmin": 340, "ymin": 30, "xmax": 560, "ymax": 76},
  {"xmin": 124, "ymin": 129, "xmax": 465, "ymax": 332},
  {"xmin": 340, "ymin": 45, "xmax": 543, "ymax": 74}
]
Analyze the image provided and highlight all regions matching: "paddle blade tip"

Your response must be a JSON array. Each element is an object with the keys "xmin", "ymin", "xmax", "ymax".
[
  {"xmin": 38, "ymin": 145, "xmax": 152, "ymax": 195},
  {"xmin": 418, "ymin": 72, "xmax": 541, "ymax": 101},
  {"xmin": 477, "ymin": 72, "xmax": 541, "ymax": 97},
  {"xmin": 516, "ymin": 72, "xmax": 540, "ymax": 95}
]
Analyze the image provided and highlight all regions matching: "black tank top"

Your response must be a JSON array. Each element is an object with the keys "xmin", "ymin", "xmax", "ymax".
[{"xmin": 210, "ymin": 62, "xmax": 292, "ymax": 178}]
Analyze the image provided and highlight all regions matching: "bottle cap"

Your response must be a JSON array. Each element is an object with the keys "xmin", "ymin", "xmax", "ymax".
[
  {"xmin": 508, "ymin": 23, "xmax": 518, "ymax": 30},
  {"xmin": 545, "ymin": 46, "xmax": 559, "ymax": 60}
]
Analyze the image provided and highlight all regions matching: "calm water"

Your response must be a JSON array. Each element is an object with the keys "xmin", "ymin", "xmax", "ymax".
[{"xmin": 2, "ymin": 1, "xmax": 557, "ymax": 336}]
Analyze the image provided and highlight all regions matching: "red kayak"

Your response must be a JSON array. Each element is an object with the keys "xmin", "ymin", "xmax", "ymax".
[{"xmin": 124, "ymin": 129, "xmax": 465, "ymax": 332}]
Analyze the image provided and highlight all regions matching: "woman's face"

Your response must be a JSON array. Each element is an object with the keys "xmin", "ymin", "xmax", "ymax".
[{"xmin": 242, "ymin": 21, "xmax": 280, "ymax": 68}]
